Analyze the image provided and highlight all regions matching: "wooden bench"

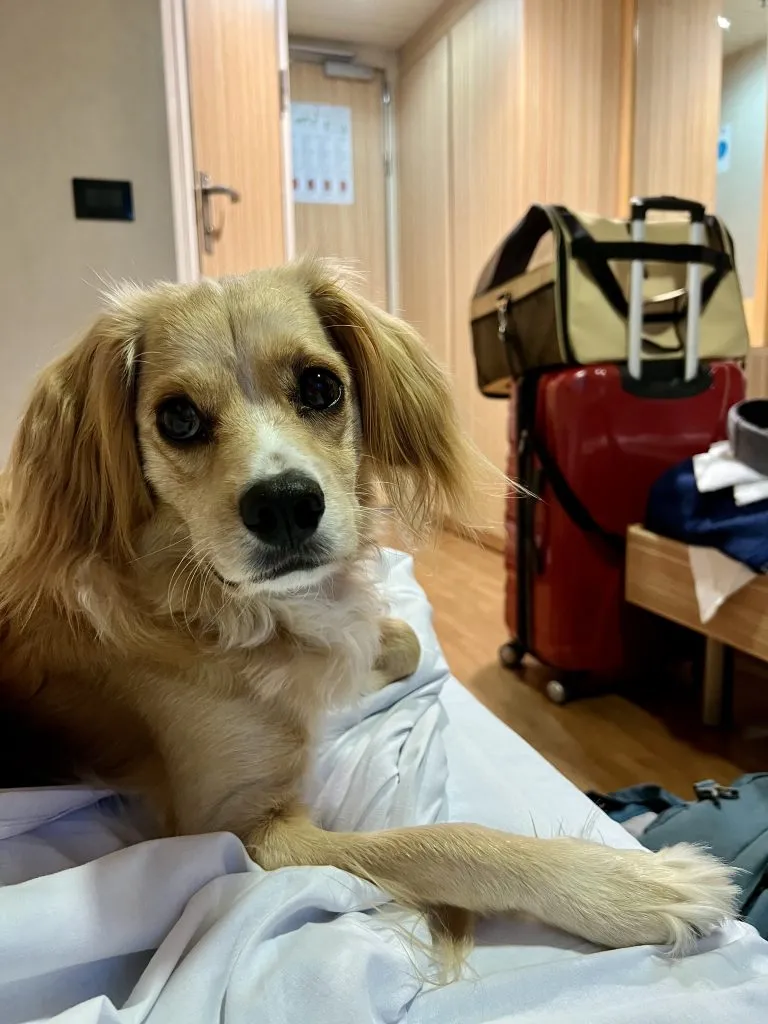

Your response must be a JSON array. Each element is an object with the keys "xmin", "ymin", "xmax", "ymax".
[{"xmin": 625, "ymin": 524, "xmax": 768, "ymax": 726}]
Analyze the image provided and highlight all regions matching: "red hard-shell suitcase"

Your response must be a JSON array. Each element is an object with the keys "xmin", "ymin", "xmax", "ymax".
[
  {"xmin": 500, "ymin": 197, "xmax": 746, "ymax": 698},
  {"xmin": 503, "ymin": 362, "xmax": 745, "ymax": 688}
]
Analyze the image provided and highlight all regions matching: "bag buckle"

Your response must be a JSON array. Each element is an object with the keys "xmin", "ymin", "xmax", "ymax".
[
  {"xmin": 496, "ymin": 296, "xmax": 510, "ymax": 341},
  {"xmin": 693, "ymin": 779, "xmax": 740, "ymax": 805}
]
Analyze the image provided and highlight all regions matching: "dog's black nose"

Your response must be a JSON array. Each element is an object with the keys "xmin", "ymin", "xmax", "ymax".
[{"xmin": 239, "ymin": 471, "xmax": 325, "ymax": 548}]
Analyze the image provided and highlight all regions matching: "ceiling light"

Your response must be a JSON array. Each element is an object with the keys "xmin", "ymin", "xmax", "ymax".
[{"xmin": 717, "ymin": 15, "xmax": 731, "ymax": 29}]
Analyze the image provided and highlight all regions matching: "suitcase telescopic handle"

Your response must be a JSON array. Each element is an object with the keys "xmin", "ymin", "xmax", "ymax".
[
  {"xmin": 630, "ymin": 196, "xmax": 706, "ymax": 222},
  {"xmin": 627, "ymin": 195, "xmax": 706, "ymax": 383}
]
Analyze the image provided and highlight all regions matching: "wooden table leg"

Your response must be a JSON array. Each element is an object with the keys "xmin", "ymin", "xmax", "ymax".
[{"xmin": 702, "ymin": 638, "xmax": 726, "ymax": 726}]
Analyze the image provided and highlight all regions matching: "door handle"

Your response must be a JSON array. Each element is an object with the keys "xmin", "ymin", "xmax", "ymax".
[{"xmin": 198, "ymin": 172, "xmax": 241, "ymax": 254}]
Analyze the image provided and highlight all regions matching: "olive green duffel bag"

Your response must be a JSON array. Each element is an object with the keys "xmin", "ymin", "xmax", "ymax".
[{"xmin": 471, "ymin": 199, "xmax": 750, "ymax": 396}]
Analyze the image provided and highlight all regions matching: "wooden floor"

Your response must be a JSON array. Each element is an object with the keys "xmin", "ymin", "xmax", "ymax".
[{"xmin": 414, "ymin": 533, "xmax": 768, "ymax": 796}]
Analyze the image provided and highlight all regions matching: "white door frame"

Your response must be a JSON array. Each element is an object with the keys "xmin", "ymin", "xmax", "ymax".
[
  {"xmin": 276, "ymin": 0, "xmax": 296, "ymax": 259},
  {"xmin": 159, "ymin": 0, "xmax": 199, "ymax": 282},
  {"xmin": 159, "ymin": 0, "xmax": 294, "ymax": 280}
]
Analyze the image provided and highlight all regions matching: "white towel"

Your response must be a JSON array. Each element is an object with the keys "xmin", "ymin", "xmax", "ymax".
[{"xmin": 693, "ymin": 440, "xmax": 768, "ymax": 506}]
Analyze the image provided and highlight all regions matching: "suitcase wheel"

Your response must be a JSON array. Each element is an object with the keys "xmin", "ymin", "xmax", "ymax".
[
  {"xmin": 545, "ymin": 679, "xmax": 569, "ymax": 704},
  {"xmin": 499, "ymin": 639, "xmax": 526, "ymax": 670},
  {"xmin": 545, "ymin": 673, "xmax": 588, "ymax": 705}
]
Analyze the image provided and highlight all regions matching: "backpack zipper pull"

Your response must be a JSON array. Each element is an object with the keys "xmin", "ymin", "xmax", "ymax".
[{"xmin": 693, "ymin": 779, "xmax": 740, "ymax": 804}]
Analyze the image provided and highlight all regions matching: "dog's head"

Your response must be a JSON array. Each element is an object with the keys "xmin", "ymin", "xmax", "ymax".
[{"xmin": 4, "ymin": 261, "xmax": 476, "ymax": 607}]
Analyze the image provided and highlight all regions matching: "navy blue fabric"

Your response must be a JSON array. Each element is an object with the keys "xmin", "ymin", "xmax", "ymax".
[
  {"xmin": 646, "ymin": 457, "xmax": 768, "ymax": 573},
  {"xmin": 587, "ymin": 785, "xmax": 685, "ymax": 823}
]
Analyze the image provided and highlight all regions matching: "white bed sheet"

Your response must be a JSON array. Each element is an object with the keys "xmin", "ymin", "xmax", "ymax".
[{"xmin": 0, "ymin": 550, "xmax": 766, "ymax": 1023}]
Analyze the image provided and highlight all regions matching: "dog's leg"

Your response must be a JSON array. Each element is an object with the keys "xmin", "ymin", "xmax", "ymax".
[
  {"xmin": 252, "ymin": 813, "xmax": 736, "ymax": 951},
  {"xmin": 374, "ymin": 617, "xmax": 420, "ymax": 685},
  {"xmin": 146, "ymin": 675, "xmax": 734, "ymax": 953}
]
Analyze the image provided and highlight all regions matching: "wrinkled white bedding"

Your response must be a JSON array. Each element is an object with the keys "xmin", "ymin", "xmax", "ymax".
[{"xmin": 1, "ymin": 550, "xmax": 766, "ymax": 1023}]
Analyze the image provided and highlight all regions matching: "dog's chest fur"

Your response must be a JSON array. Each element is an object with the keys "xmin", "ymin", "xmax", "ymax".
[
  {"xmin": 1, "ymin": 560, "xmax": 384, "ymax": 804},
  {"xmin": 212, "ymin": 566, "xmax": 385, "ymax": 709}
]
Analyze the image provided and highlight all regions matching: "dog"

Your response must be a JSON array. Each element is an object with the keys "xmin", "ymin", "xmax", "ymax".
[{"xmin": 0, "ymin": 260, "xmax": 735, "ymax": 952}]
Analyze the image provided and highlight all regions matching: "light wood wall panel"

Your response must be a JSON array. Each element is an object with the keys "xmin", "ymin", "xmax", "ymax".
[
  {"xmin": 448, "ymin": 0, "xmax": 625, "ymax": 534},
  {"xmin": 398, "ymin": 0, "xmax": 731, "ymax": 539},
  {"xmin": 746, "ymin": 345, "xmax": 768, "ymax": 398},
  {"xmin": 398, "ymin": 38, "xmax": 452, "ymax": 368},
  {"xmin": 450, "ymin": 0, "xmax": 525, "ymax": 532},
  {"xmin": 755, "ymin": 109, "xmax": 768, "ymax": 346},
  {"xmin": 400, "ymin": 0, "xmax": 479, "ymax": 75},
  {"xmin": 291, "ymin": 61, "xmax": 388, "ymax": 306},
  {"xmin": 633, "ymin": 0, "xmax": 723, "ymax": 205},
  {"xmin": 617, "ymin": 0, "xmax": 639, "ymax": 213},
  {"xmin": 520, "ymin": 0, "xmax": 624, "ymax": 215}
]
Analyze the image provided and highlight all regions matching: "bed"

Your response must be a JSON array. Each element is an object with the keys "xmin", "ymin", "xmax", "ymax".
[{"xmin": 1, "ymin": 550, "xmax": 767, "ymax": 1023}]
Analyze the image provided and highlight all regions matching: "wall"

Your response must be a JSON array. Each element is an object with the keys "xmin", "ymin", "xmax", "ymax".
[
  {"xmin": 0, "ymin": 0, "xmax": 176, "ymax": 453},
  {"xmin": 716, "ymin": 41, "xmax": 768, "ymax": 300},
  {"xmin": 633, "ymin": 0, "xmax": 722, "ymax": 206},
  {"xmin": 398, "ymin": 0, "xmax": 730, "ymax": 538},
  {"xmin": 398, "ymin": 38, "xmax": 451, "ymax": 369},
  {"xmin": 399, "ymin": 0, "xmax": 625, "ymax": 534}
]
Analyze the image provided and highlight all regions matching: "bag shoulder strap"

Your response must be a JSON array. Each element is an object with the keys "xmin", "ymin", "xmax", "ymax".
[{"xmin": 474, "ymin": 205, "xmax": 562, "ymax": 295}]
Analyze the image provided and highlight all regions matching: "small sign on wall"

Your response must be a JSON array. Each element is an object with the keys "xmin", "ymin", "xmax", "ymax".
[
  {"xmin": 291, "ymin": 102, "xmax": 354, "ymax": 205},
  {"xmin": 717, "ymin": 124, "xmax": 732, "ymax": 175}
]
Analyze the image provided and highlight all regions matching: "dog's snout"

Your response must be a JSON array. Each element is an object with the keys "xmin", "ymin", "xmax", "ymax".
[{"xmin": 239, "ymin": 471, "xmax": 325, "ymax": 548}]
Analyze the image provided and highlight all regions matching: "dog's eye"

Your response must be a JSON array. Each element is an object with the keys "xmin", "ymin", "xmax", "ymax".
[
  {"xmin": 156, "ymin": 397, "xmax": 206, "ymax": 443},
  {"xmin": 298, "ymin": 368, "xmax": 343, "ymax": 411}
]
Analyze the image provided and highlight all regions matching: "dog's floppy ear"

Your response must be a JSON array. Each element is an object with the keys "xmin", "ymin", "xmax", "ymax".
[
  {"xmin": 304, "ymin": 261, "xmax": 477, "ymax": 533},
  {"xmin": 4, "ymin": 300, "xmax": 152, "ymax": 606}
]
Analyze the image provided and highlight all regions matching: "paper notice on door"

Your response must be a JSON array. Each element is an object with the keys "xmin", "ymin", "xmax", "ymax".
[{"xmin": 291, "ymin": 103, "xmax": 354, "ymax": 205}]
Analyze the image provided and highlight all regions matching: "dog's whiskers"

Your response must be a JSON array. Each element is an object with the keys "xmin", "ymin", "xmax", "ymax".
[
  {"xmin": 130, "ymin": 532, "xmax": 189, "ymax": 564},
  {"xmin": 193, "ymin": 555, "xmax": 219, "ymax": 624},
  {"xmin": 180, "ymin": 552, "xmax": 210, "ymax": 636},
  {"xmin": 166, "ymin": 546, "xmax": 199, "ymax": 632}
]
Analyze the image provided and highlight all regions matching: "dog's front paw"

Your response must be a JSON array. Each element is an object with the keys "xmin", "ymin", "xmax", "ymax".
[
  {"xmin": 374, "ymin": 617, "xmax": 421, "ymax": 685},
  {"xmin": 595, "ymin": 844, "xmax": 738, "ymax": 952},
  {"xmin": 637, "ymin": 844, "xmax": 738, "ymax": 950}
]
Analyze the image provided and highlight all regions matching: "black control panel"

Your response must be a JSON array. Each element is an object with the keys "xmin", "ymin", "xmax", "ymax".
[{"xmin": 72, "ymin": 178, "xmax": 134, "ymax": 221}]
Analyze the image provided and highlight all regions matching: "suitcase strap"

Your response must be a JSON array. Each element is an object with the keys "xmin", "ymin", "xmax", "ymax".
[{"xmin": 530, "ymin": 429, "xmax": 625, "ymax": 553}]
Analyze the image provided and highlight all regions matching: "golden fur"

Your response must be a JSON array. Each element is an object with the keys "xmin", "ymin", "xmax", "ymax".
[{"xmin": 0, "ymin": 260, "xmax": 736, "ymax": 951}]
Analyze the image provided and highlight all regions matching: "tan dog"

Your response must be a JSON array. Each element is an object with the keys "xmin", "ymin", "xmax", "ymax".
[{"xmin": 0, "ymin": 261, "xmax": 735, "ymax": 951}]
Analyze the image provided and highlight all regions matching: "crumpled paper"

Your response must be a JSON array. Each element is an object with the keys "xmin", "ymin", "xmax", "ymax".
[{"xmin": 687, "ymin": 544, "xmax": 755, "ymax": 624}]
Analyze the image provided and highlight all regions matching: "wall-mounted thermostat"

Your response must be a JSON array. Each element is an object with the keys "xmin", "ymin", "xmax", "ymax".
[{"xmin": 72, "ymin": 178, "xmax": 134, "ymax": 221}]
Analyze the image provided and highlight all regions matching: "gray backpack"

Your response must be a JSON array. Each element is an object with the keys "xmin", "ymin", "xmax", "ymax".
[{"xmin": 640, "ymin": 773, "xmax": 768, "ymax": 937}]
